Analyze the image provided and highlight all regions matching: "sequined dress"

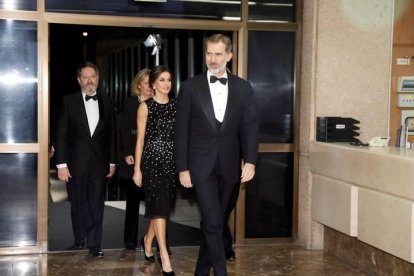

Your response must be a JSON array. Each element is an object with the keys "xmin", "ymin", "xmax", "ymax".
[{"xmin": 142, "ymin": 97, "xmax": 177, "ymax": 218}]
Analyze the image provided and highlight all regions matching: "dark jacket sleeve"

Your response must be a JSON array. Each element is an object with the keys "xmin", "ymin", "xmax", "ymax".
[
  {"xmin": 108, "ymin": 97, "xmax": 117, "ymax": 165},
  {"xmin": 54, "ymin": 96, "xmax": 70, "ymax": 165},
  {"xmin": 119, "ymin": 99, "xmax": 138, "ymax": 158},
  {"xmin": 174, "ymin": 80, "xmax": 192, "ymax": 172},
  {"xmin": 238, "ymin": 80, "xmax": 259, "ymax": 165}
]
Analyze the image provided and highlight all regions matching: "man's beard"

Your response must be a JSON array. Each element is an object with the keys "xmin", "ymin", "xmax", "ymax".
[
  {"xmin": 207, "ymin": 64, "xmax": 225, "ymax": 75},
  {"xmin": 85, "ymin": 84, "xmax": 97, "ymax": 93}
]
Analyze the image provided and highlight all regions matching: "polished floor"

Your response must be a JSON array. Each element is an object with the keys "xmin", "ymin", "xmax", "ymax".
[
  {"xmin": 40, "ymin": 173, "xmax": 370, "ymax": 275},
  {"xmin": 48, "ymin": 171, "xmax": 202, "ymax": 251},
  {"xmin": 0, "ymin": 244, "xmax": 370, "ymax": 276}
]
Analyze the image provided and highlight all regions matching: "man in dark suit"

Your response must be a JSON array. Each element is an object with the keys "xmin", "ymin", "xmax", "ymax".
[
  {"xmin": 55, "ymin": 61, "xmax": 116, "ymax": 257},
  {"xmin": 223, "ymin": 181, "xmax": 240, "ymax": 261},
  {"xmin": 175, "ymin": 34, "xmax": 259, "ymax": 276}
]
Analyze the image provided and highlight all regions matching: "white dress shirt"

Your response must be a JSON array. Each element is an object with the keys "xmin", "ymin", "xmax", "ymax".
[
  {"xmin": 207, "ymin": 71, "xmax": 228, "ymax": 122},
  {"xmin": 83, "ymin": 92, "xmax": 99, "ymax": 136}
]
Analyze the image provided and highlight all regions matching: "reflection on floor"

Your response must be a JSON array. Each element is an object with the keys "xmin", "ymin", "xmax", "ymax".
[
  {"xmin": 49, "ymin": 171, "xmax": 202, "ymax": 251},
  {"xmin": 45, "ymin": 172, "xmax": 368, "ymax": 275},
  {"xmin": 49, "ymin": 199, "xmax": 202, "ymax": 251},
  {"xmin": 0, "ymin": 244, "xmax": 369, "ymax": 275},
  {"xmin": 104, "ymin": 198, "xmax": 201, "ymax": 229}
]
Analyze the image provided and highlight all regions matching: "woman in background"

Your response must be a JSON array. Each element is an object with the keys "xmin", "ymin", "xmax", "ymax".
[{"xmin": 119, "ymin": 68, "xmax": 153, "ymax": 250}]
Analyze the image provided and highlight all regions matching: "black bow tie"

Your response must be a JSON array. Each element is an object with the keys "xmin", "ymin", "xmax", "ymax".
[
  {"xmin": 210, "ymin": 75, "xmax": 228, "ymax": 85},
  {"xmin": 85, "ymin": 94, "xmax": 98, "ymax": 101}
]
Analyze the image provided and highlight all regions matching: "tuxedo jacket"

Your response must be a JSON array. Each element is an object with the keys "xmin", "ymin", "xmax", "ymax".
[
  {"xmin": 174, "ymin": 72, "xmax": 259, "ymax": 184},
  {"xmin": 117, "ymin": 96, "xmax": 139, "ymax": 179},
  {"xmin": 55, "ymin": 91, "xmax": 116, "ymax": 176}
]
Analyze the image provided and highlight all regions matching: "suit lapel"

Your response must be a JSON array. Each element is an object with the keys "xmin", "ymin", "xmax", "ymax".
[
  {"xmin": 92, "ymin": 93, "xmax": 105, "ymax": 136},
  {"xmin": 76, "ymin": 93, "xmax": 91, "ymax": 136},
  {"xmin": 220, "ymin": 74, "xmax": 238, "ymax": 132},
  {"xmin": 196, "ymin": 74, "xmax": 220, "ymax": 132}
]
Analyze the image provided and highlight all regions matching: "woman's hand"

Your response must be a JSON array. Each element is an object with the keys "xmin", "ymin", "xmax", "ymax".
[{"xmin": 133, "ymin": 170, "xmax": 142, "ymax": 187}]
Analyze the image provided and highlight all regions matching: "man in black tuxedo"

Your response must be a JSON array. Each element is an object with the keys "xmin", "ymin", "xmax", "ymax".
[
  {"xmin": 55, "ymin": 62, "xmax": 116, "ymax": 257},
  {"xmin": 223, "ymin": 181, "xmax": 240, "ymax": 261},
  {"xmin": 175, "ymin": 34, "xmax": 259, "ymax": 276}
]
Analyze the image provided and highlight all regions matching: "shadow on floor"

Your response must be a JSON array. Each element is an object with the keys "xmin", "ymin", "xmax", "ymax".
[{"xmin": 48, "ymin": 201, "xmax": 202, "ymax": 251}]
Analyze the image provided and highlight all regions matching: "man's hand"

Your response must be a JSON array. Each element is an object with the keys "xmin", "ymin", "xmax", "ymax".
[
  {"xmin": 49, "ymin": 146, "xmax": 55, "ymax": 159},
  {"xmin": 106, "ymin": 165, "xmax": 116, "ymax": 178},
  {"xmin": 241, "ymin": 163, "xmax": 255, "ymax": 183},
  {"xmin": 58, "ymin": 167, "xmax": 71, "ymax": 183},
  {"xmin": 179, "ymin": 170, "xmax": 193, "ymax": 188},
  {"xmin": 124, "ymin": 155, "xmax": 134, "ymax": 165}
]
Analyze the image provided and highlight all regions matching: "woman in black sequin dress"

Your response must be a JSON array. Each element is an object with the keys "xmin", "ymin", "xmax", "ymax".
[{"xmin": 133, "ymin": 66, "xmax": 177, "ymax": 275}]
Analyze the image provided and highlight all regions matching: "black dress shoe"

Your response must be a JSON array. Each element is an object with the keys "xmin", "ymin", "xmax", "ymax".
[
  {"xmin": 89, "ymin": 247, "xmax": 104, "ymax": 257},
  {"xmin": 225, "ymin": 249, "xmax": 235, "ymax": 261},
  {"xmin": 140, "ymin": 237, "xmax": 156, "ymax": 263},
  {"xmin": 66, "ymin": 242, "xmax": 85, "ymax": 250},
  {"xmin": 124, "ymin": 243, "xmax": 137, "ymax": 251}
]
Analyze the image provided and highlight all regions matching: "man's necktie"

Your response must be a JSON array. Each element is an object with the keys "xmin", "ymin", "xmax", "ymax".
[
  {"xmin": 210, "ymin": 75, "xmax": 228, "ymax": 85},
  {"xmin": 85, "ymin": 95, "xmax": 98, "ymax": 101}
]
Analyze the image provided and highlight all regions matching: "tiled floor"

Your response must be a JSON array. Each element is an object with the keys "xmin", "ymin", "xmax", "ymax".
[
  {"xmin": 0, "ymin": 244, "xmax": 370, "ymax": 276},
  {"xmin": 43, "ymin": 173, "xmax": 370, "ymax": 275}
]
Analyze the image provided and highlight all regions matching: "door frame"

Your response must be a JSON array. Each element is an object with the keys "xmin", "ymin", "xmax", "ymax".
[{"xmin": 0, "ymin": 0, "xmax": 300, "ymax": 255}]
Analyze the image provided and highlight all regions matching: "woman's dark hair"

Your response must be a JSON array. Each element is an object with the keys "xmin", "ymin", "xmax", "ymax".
[{"xmin": 149, "ymin": 65, "xmax": 176, "ymax": 98}]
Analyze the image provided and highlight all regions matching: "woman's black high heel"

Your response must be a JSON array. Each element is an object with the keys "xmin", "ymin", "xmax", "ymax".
[
  {"xmin": 162, "ymin": 270, "xmax": 175, "ymax": 276},
  {"xmin": 140, "ymin": 237, "xmax": 156, "ymax": 263},
  {"xmin": 158, "ymin": 255, "xmax": 175, "ymax": 275}
]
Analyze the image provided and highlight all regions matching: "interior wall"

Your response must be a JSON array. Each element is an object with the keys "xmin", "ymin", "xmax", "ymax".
[
  {"xmin": 389, "ymin": 0, "xmax": 414, "ymax": 146},
  {"xmin": 298, "ymin": 0, "xmax": 324, "ymax": 249},
  {"xmin": 298, "ymin": 0, "xmax": 394, "ymax": 249},
  {"xmin": 314, "ymin": 0, "xmax": 393, "ymax": 142}
]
